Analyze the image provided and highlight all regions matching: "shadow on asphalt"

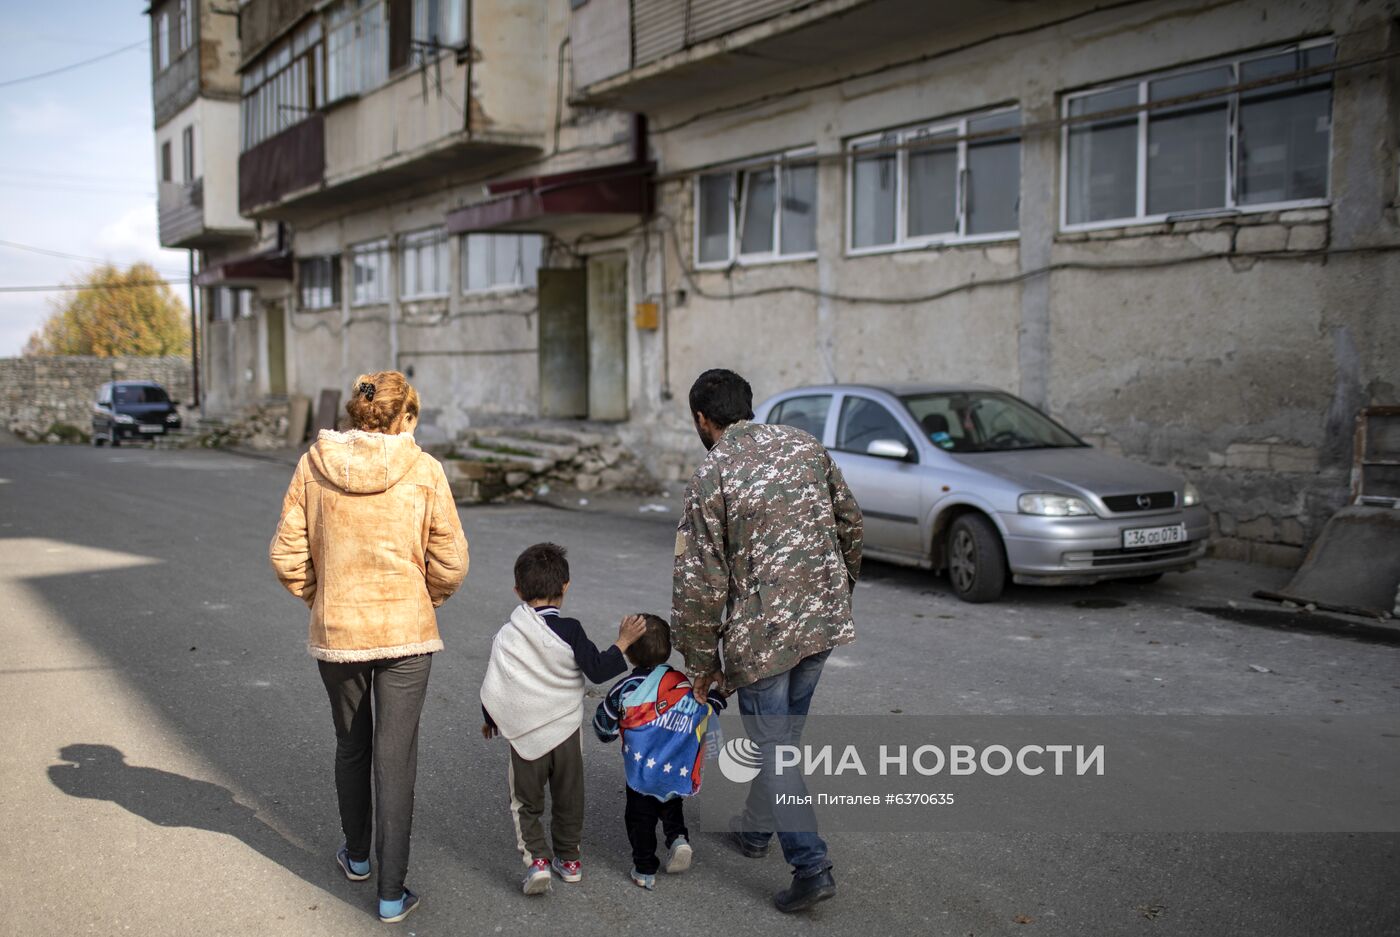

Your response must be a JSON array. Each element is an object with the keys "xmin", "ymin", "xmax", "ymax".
[{"xmin": 48, "ymin": 744, "xmax": 354, "ymax": 909}]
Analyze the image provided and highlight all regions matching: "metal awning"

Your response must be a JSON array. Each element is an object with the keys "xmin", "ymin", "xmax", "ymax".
[
  {"xmin": 194, "ymin": 250, "xmax": 294, "ymax": 287},
  {"xmin": 445, "ymin": 161, "xmax": 653, "ymax": 234}
]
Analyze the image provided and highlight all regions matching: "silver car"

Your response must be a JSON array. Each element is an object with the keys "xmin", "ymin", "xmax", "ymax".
[{"xmin": 755, "ymin": 383, "xmax": 1210, "ymax": 603}]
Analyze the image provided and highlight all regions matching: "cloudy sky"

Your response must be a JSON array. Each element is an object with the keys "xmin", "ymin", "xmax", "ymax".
[{"xmin": 0, "ymin": 0, "xmax": 189, "ymax": 355}]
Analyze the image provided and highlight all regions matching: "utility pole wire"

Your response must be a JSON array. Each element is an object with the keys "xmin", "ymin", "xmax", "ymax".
[
  {"xmin": 0, "ymin": 39, "xmax": 148, "ymax": 89},
  {"xmin": 0, "ymin": 279, "xmax": 191, "ymax": 294},
  {"xmin": 0, "ymin": 240, "xmax": 185, "ymax": 277}
]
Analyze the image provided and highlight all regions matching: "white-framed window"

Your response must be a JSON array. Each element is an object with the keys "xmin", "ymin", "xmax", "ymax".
[
  {"xmin": 178, "ymin": 0, "xmax": 192, "ymax": 50},
  {"xmin": 462, "ymin": 233, "xmax": 545, "ymax": 293},
  {"xmin": 298, "ymin": 256, "xmax": 341, "ymax": 310},
  {"xmin": 209, "ymin": 287, "xmax": 254, "ymax": 321},
  {"xmin": 847, "ymin": 107, "xmax": 1021, "ymax": 254},
  {"xmin": 400, "ymin": 228, "xmax": 450, "ymax": 299},
  {"xmin": 412, "ymin": 0, "xmax": 467, "ymax": 49},
  {"xmin": 156, "ymin": 12, "xmax": 170, "ymax": 70},
  {"xmin": 694, "ymin": 149, "xmax": 818, "ymax": 267},
  {"xmin": 240, "ymin": 19, "xmax": 323, "ymax": 151},
  {"xmin": 1062, "ymin": 39, "xmax": 1334, "ymax": 230},
  {"xmin": 350, "ymin": 238, "xmax": 391, "ymax": 306},
  {"xmin": 327, "ymin": 0, "xmax": 388, "ymax": 103}
]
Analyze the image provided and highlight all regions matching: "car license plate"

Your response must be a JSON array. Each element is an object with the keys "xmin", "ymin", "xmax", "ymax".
[
  {"xmin": 1122, "ymin": 524, "xmax": 1185, "ymax": 549},
  {"xmin": 139, "ymin": 424, "xmax": 163, "ymax": 433}
]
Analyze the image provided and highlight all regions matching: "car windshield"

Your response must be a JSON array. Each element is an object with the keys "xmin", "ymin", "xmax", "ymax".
[
  {"xmin": 113, "ymin": 385, "xmax": 169, "ymax": 405},
  {"xmin": 901, "ymin": 391, "xmax": 1085, "ymax": 452}
]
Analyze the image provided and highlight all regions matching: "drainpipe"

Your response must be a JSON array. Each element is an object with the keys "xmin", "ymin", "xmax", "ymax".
[{"xmin": 188, "ymin": 249, "xmax": 201, "ymax": 410}]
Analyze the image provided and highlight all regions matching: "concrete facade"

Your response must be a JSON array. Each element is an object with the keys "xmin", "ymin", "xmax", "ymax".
[
  {"xmin": 565, "ymin": 0, "xmax": 1400, "ymax": 564},
  {"xmin": 163, "ymin": 0, "xmax": 1400, "ymax": 566}
]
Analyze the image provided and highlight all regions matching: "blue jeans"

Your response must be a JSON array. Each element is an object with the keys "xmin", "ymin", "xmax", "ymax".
[{"xmin": 736, "ymin": 649, "xmax": 832, "ymax": 879}]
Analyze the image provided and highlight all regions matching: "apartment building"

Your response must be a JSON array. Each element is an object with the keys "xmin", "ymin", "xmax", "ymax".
[
  {"xmin": 565, "ymin": 0, "xmax": 1400, "ymax": 563},
  {"xmin": 148, "ymin": 0, "xmax": 1399, "ymax": 564},
  {"xmin": 148, "ymin": 0, "xmax": 259, "ymax": 413}
]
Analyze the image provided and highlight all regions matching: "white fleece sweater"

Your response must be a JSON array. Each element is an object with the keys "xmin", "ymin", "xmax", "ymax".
[{"xmin": 479, "ymin": 604, "xmax": 586, "ymax": 760}]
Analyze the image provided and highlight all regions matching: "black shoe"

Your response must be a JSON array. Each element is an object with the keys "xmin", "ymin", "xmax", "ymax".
[
  {"xmin": 774, "ymin": 870, "xmax": 836, "ymax": 913},
  {"xmin": 728, "ymin": 815, "xmax": 770, "ymax": 858}
]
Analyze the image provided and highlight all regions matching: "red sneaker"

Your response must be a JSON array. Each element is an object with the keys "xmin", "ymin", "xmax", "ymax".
[{"xmin": 551, "ymin": 857, "xmax": 583, "ymax": 883}]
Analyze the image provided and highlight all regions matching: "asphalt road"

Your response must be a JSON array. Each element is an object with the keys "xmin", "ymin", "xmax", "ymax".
[{"xmin": 2, "ymin": 444, "xmax": 1397, "ymax": 936}]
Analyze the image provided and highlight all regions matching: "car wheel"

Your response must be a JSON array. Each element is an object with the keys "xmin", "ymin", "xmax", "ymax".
[
  {"xmin": 947, "ymin": 514, "xmax": 1007, "ymax": 603},
  {"xmin": 1119, "ymin": 572, "xmax": 1164, "ymax": 585}
]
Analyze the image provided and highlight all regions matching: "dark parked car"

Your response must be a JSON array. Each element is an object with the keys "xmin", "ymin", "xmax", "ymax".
[{"xmin": 91, "ymin": 381, "xmax": 182, "ymax": 446}]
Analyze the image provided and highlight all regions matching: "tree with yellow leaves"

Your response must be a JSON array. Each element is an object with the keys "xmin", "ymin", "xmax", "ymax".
[{"xmin": 24, "ymin": 262, "xmax": 189, "ymax": 358}]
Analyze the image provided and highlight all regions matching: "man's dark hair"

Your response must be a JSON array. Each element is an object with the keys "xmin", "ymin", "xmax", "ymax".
[
  {"xmin": 689, "ymin": 369, "xmax": 753, "ymax": 428},
  {"xmin": 515, "ymin": 542, "xmax": 570, "ymax": 601},
  {"xmin": 628, "ymin": 613, "xmax": 672, "ymax": 669}
]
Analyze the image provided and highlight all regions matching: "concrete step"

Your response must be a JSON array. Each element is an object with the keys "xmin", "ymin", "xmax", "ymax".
[
  {"xmin": 450, "ymin": 445, "xmax": 554, "ymax": 476},
  {"xmin": 468, "ymin": 433, "xmax": 580, "ymax": 463}
]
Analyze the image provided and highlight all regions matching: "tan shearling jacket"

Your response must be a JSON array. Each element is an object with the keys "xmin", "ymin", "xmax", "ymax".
[{"xmin": 270, "ymin": 429, "xmax": 469, "ymax": 662}]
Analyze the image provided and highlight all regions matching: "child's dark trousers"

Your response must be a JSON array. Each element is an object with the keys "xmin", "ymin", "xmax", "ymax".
[{"xmin": 624, "ymin": 785, "xmax": 688, "ymax": 875}]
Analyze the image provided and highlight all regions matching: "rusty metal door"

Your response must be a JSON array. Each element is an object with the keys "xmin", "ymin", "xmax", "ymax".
[{"xmin": 537, "ymin": 267, "xmax": 589, "ymax": 419}]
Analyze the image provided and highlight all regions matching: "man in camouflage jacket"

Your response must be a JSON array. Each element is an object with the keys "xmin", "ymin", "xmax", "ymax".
[{"xmin": 671, "ymin": 368, "xmax": 862, "ymax": 913}]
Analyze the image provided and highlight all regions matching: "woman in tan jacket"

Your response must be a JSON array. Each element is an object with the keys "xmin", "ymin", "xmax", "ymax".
[{"xmin": 270, "ymin": 370, "xmax": 467, "ymax": 924}]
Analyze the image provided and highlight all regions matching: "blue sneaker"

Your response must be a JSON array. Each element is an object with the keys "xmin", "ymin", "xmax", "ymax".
[
  {"xmin": 378, "ymin": 888, "xmax": 419, "ymax": 924},
  {"xmin": 336, "ymin": 845, "xmax": 370, "ymax": 882},
  {"xmin": 629, "ymin": 867, "xmax": 655, "ymax": 890}
]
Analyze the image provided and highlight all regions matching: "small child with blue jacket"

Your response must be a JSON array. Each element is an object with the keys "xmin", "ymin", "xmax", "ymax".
[{"xmin": 593, "ymin": 613, "xmax": 726, "ymax": 890}]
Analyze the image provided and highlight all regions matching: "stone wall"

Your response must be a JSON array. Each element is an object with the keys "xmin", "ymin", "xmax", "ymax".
[{"xmin": 0, "ymin": 356, "xmax": 194, "ymax": 441}]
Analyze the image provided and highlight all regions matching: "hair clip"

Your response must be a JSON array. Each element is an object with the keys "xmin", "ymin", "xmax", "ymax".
[{"xmin": 358, "ymin": 381, "xmax": 376, "ymax": 401}]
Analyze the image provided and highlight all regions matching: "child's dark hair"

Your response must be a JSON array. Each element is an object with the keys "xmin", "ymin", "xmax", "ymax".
[
  {"xmin": 515, "ymin": 542, "xmax": 570, "ymax": 601},
  {"xmin": 628, "ymin": 614, "xmax": 671, "ymax": 669}
]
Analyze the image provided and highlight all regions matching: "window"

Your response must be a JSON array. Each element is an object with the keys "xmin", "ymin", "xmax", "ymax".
[
  {"xmin": 208, "ymin": 287, "xmax": 254, "ymax": 321},
  {"xmin": 835, "ymin": 397, "xmax": 913, "ymax": 455},
  {"xmin": 1062, "ymin": 39, "xmax": 1334, "ymax": 228},
  {"xmin": 298, "ymin": 256, "xmax": 341, "ymax": 309},
  {"xmin": 327, "ymin": 0, "xmax": 388, "ymax": 103},
  {"xmin": 848, "ymin": 107, "xmax": 1021, "ymax": 253},
  {"xmin": 181, "ymin": 126, "xmax": 195, "ymax": 182},
  {"xmin": 160, "ymin": 142, "xmax": 172, "ymax": 183},
  {"xmin": 695, "ymin": 149, "xmax": 817, "ymax": 266},
  {"xmin": 768, "ymin": 395, "xmax": 831, "ymax": 439},
  {"xmin": 240, "ymin": 19, "xmax": 323, "ymax": 151},
  {"xmin": 350, "ymin": 239, "xmax": 391, "ymax": 305},
  {"xmin": 156, "ymin": 12, "xmax": 170, "ymax": 70},
  {"xmin": 462, "ymin": 233, "xmax": 545, "ymax": 292},
  {"xmin": 901, "ymin": 391, "xmax": 1084, "ymax": 453},
  {"xmin": 400, "ymin": 229, "xmax": 449, "ymax": 299},
  {"xmin": 178, "ymin": 0, "xmax": 192, "ymax": 50},
  {"xmin": 412, "ymin": 0, "xmax": 467, "ymax": 48}
]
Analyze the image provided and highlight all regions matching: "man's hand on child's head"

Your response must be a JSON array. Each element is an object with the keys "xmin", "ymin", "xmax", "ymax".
[
  {"xmin": 481, "ymin": 723, "xmax": 498, "ymax": 740},
  {"xmin": 615, "ymin": 613, "xmax": 647, "ymax": 651}
]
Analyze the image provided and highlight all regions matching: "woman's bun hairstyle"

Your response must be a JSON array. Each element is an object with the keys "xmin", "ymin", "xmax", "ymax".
[{"xmin": 345, "ymin": 370, "xmax": 420, "ymax": 433}]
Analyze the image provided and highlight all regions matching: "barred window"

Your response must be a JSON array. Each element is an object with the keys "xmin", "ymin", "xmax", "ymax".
[{"xmin": 298, "ymin": 256, "xmax": 341, "ymax": 310}]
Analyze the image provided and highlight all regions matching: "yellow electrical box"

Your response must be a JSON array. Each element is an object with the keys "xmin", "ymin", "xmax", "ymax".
[{"xmin": 634, "ymin": 301, "xmax": 660, "ymax": 331}]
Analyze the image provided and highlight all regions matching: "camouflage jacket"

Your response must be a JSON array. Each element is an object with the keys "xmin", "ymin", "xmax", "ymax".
[{"xmin": 672, "ymin": 420, "xmax": 863, "ymax": 691}]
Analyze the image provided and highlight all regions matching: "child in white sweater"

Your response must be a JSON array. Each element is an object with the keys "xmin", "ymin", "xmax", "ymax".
[{"xmin": 479, "ymin": 542, "xmax": 645, "ymax": 895}]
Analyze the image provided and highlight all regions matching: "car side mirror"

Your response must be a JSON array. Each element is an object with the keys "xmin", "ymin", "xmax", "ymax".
[{"xmin": 867, "ymin": 439, "xmax": 912, "ymax": 461}]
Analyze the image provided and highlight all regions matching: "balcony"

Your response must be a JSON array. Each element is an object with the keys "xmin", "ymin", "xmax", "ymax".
[
  {"xmin": 570, "ymin": 0, "xmax": 986, "ymax": 110},
  {"xmin": 158, "ymin": 177, "xmax": 255, "ymax": 249},
  {"xmin": 238, "ymin": 114, "xmax": 326, "ymax": 217}
]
